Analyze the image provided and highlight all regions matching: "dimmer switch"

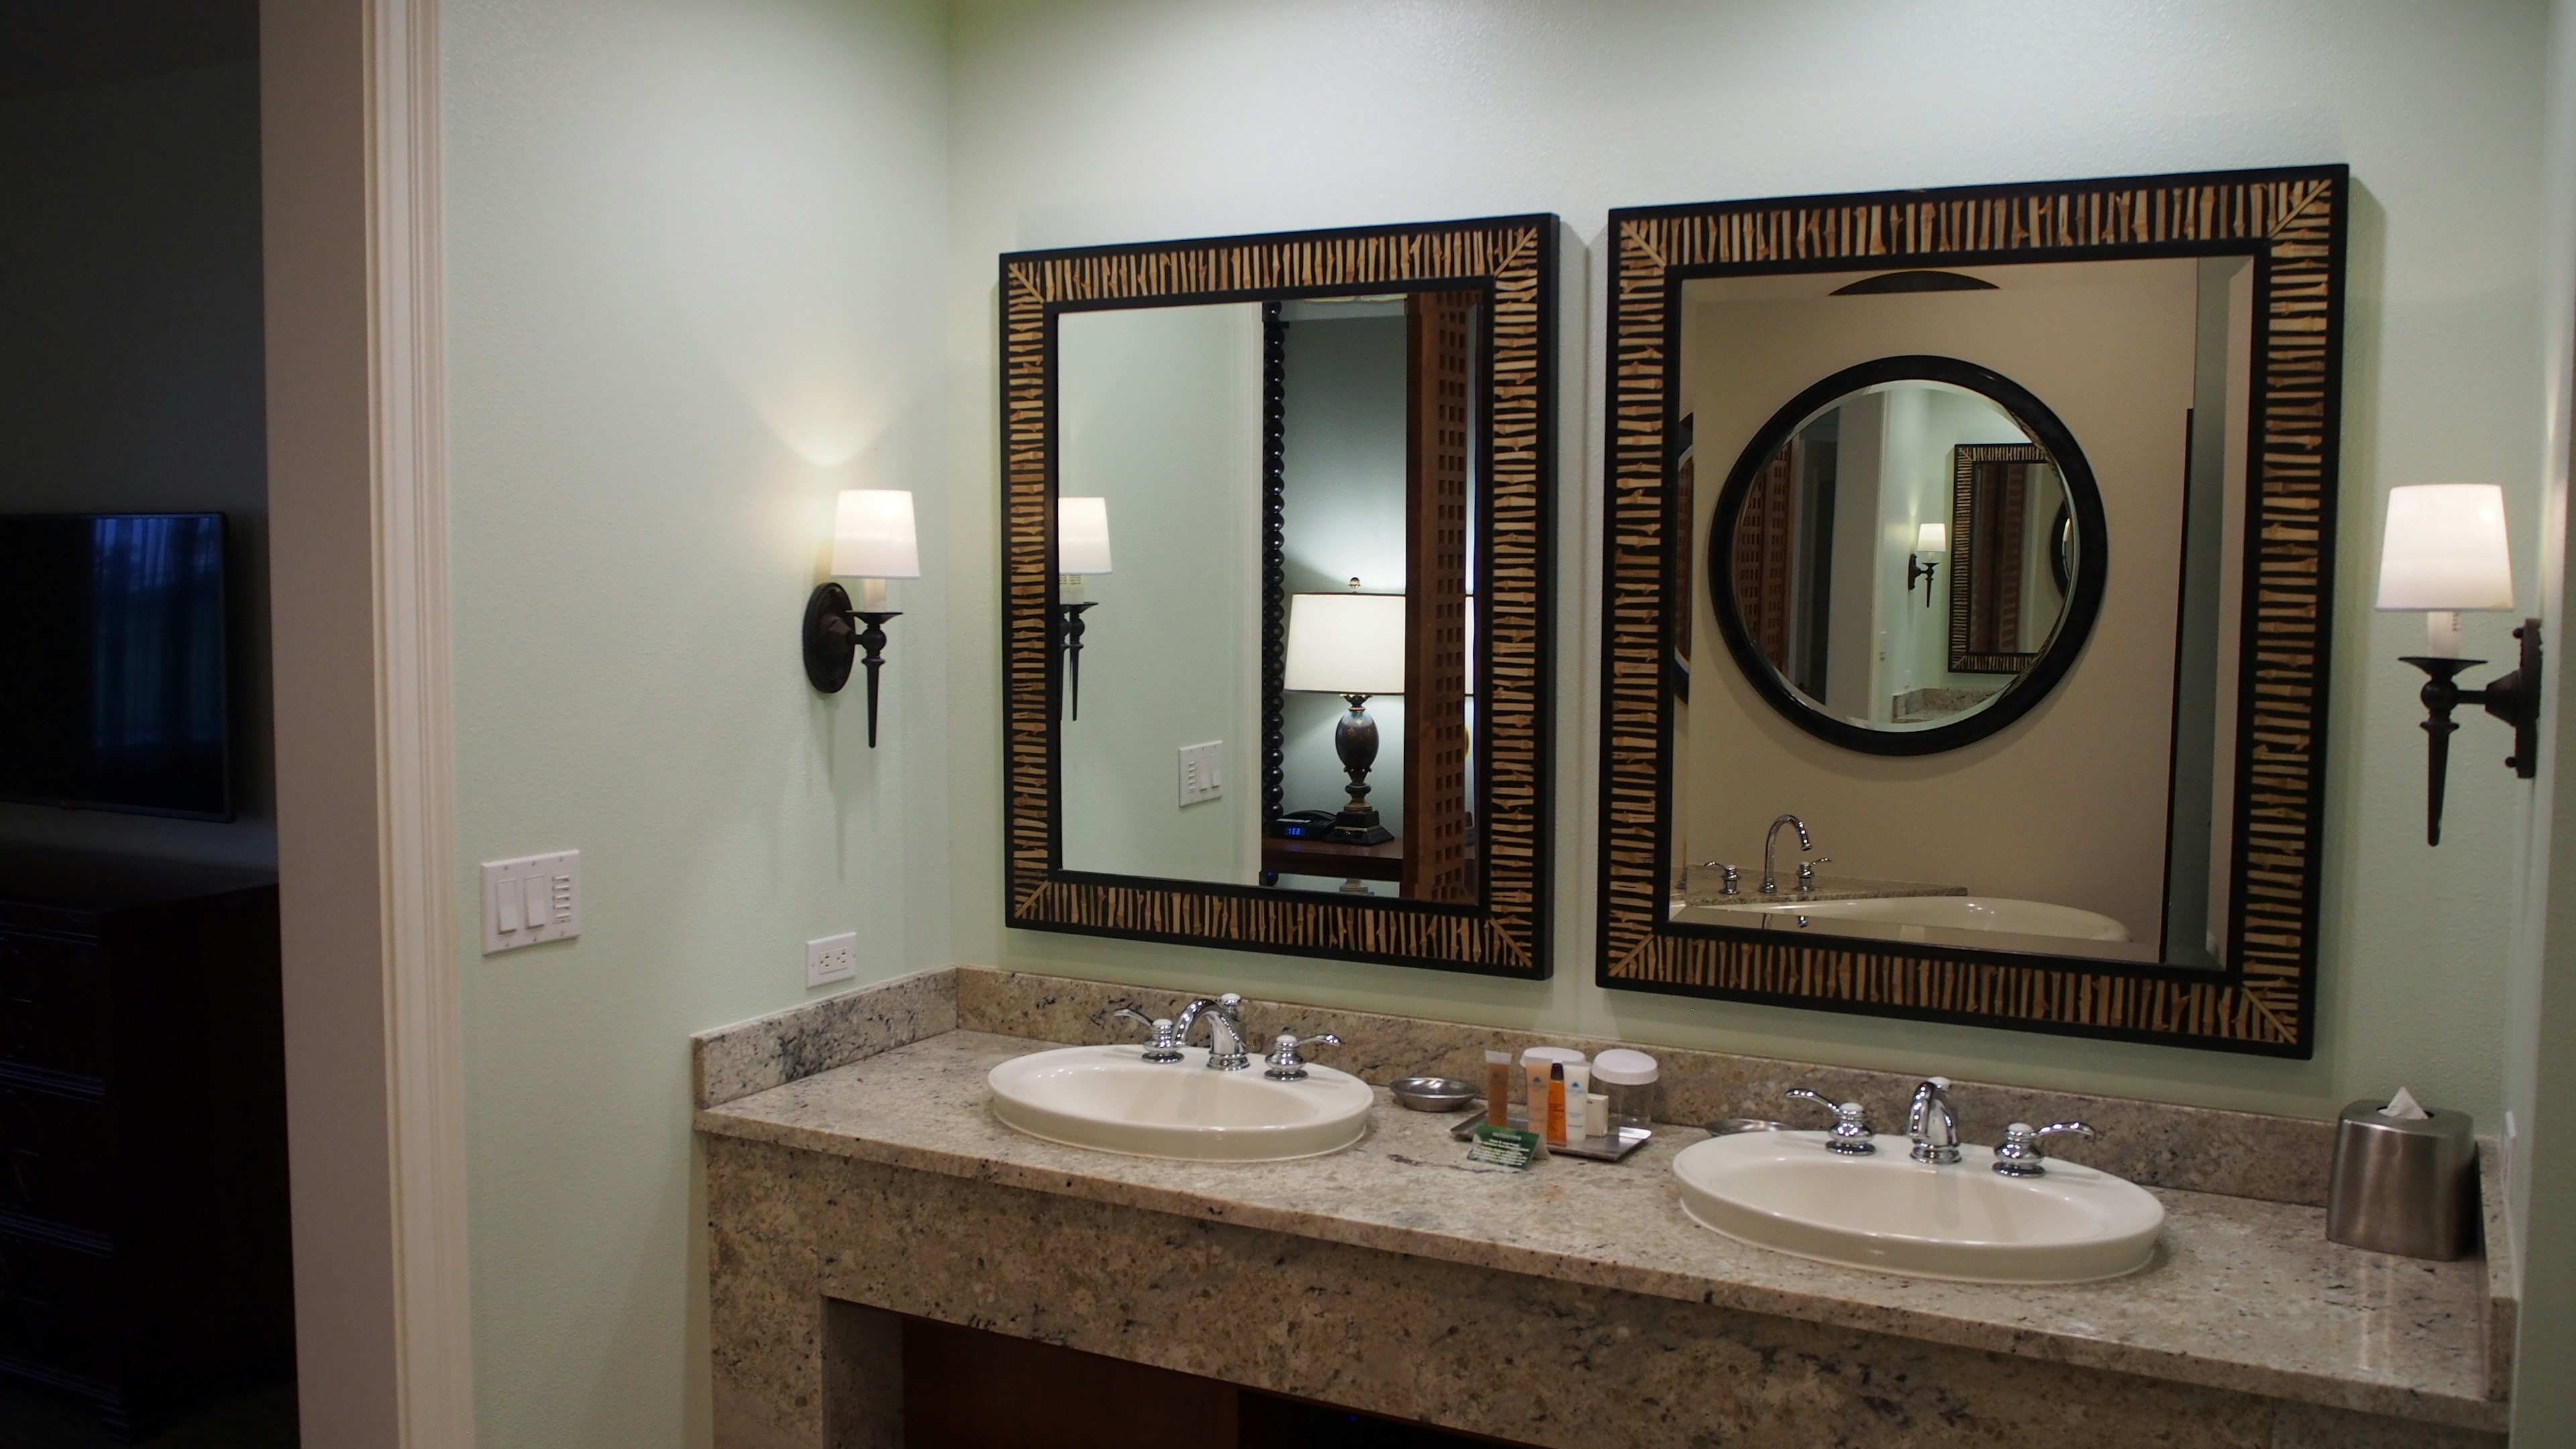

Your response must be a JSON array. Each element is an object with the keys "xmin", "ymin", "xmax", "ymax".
[
  {"xmin": 1178, "ymin": 741, "xmax": 1224, "ymax": 806},
  {"xmin": 482, "ymin": 851, "xmax": 582, "ymax": 955}
]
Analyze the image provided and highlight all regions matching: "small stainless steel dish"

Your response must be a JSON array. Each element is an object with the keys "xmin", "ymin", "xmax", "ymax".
[
  {"xmin": 1709, "ymin": 1118, "xmax": 1792, "ymax": 1136},
  {"xmin": 1389, "ymin": 1076, "xmax": 1480, "ymax": 1112}
]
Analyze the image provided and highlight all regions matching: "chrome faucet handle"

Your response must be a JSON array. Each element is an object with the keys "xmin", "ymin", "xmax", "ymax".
[
  {"xmin": 1908, "ymin": 1076, "xmax": 1962, "ymax": 1165},
  {"xmin": 1992, "ymin": 1120, "xmax": 2096, "ymax": 1177},
  {"xmin": 1785, "ymin": 1088, "xmax": 1876, "ymax": 1155},
  {"xmin": 1796, "ymin": 857, "xmax": 1831, "ymax": 890},
  {"xmin": 1719, "ymin": 864, "xmax": 1741, "ymax": 896},
  {"xmin": 1111, "ymin": 1004, "xmax": 1184, "ymax": 1063},
  {"xmin": 1263, "ymin": 1031, "xmax": 1344, "ymax": 1081}
]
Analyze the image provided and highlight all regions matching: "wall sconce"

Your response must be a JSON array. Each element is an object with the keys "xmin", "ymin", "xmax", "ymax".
[
  {"xmin": 802, "ymin": 489, "xmax": 920, "ymax": 747},
  {"xmin": 1056, "ymin": 496, "xmax": 1113, "ymax": 720},
  {"xmin": 1283, "ymin": 584, "xmax": 1407, "ymax": 845},
  {"xmin": 1908, "ymin": 523, "xmax": 1946, "ymax": 606},
  {"xmin": 2376, "ymin": 483, "xmax": 2541, "ymax": 845}
]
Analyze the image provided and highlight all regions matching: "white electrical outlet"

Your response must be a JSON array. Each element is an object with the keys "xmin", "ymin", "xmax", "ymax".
[
  {"xmin": 1178, "ymin": 741, "xmax": 1224, "ymax": 806},
  {"xmin": 482, "ymin": 851, "xmax": 582, "ymax": 955},
  {"xmin": 806, "ymin": 932, "xmax": 858, "ymax": 987}
]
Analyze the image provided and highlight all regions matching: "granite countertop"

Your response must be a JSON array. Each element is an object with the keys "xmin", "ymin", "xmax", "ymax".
[{"xmin": 697, "ymin": 1028, "xmax": 2503, "ymax": 1434}]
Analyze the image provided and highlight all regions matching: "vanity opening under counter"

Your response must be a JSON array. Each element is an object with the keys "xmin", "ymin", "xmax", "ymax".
[{"xmin": 694, "ymin": 968, "xmax": 2514, "ymax": 1449}]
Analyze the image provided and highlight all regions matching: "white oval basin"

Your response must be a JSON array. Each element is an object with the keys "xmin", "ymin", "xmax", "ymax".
[
  {"xmin": 1672, "ymin": 1130, "xmax": 2163, "ymax": 1283},
  {"xmin": 1717, "ymin": 896, "xmax": 2132, "ymax": 942},
  {"xmin": 988, "ymin": 1045, "xmax": 1373, "ymax": 1162}
]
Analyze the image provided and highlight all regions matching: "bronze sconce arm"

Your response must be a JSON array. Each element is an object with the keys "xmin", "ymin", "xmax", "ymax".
[{"xmin": 2398, "ymin": 619, "xmax": 2541, "ymax": 845}]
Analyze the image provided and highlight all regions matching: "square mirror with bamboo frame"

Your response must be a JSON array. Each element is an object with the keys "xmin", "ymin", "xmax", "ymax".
[
  {"xmin": 1600, "ymin": 167, "xmax": 2346, "ymax": 1055},
  {"xmin": 1002, "ymin": 216, "xmax": 1558, "ymax": 978}
]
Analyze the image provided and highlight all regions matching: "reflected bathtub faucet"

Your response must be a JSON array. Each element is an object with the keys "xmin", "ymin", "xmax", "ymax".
[{"xmin": 1760, "ymin": 814, "xmax": 1813, "ymax": 896}]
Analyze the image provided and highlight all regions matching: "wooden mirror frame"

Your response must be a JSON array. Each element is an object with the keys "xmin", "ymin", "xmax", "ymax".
[
  {"xmin": 1002, "ymin": 215, "xmax": 1559, "ymax": 979},
  {"xmin": 1597, "ymin": 167, "xmax": 2347, "ymax": 1055}
]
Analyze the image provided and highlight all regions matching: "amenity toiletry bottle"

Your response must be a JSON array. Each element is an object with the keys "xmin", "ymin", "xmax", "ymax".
[
  {"xmin": 1523, "ymin": 1047, "xmax": 1585, "ymax": 1130},
  {"xmin": 1547, "ymin": 1063, "xmax": 1568, "ymax": 1146},
  {"xmin": 1485, "ymin": 1051, "xmax": 1512, "ymax": 1128}
]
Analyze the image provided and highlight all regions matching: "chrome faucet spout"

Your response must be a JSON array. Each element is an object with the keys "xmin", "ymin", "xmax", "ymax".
[
  {"xmin": 1175, "ymin": 993, "xmax": 1254, "ymax": 1070},
  {"xmin": 1761, "ymin": 814, "xmax": 1813, "ymax": 894},
  {"xmin": 1908, "ymin": 1076, "xmax": 1962, "ymax": 1165}
]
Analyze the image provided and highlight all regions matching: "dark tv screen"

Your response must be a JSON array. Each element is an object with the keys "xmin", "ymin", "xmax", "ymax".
[{"xmin": 0, "ymin": 514, "xmax": 232, "ymax": 820}]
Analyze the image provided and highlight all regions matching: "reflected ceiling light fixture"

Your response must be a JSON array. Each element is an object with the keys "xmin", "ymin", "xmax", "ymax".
[
  {"xmin": 803, "ymin": 488, "xmax": 920, "ymax": 747},
  {"xmin": 2376, "ymin": 483, "xmax": 2540, "ymax": 845},
  {"xmin": 1284, "ymin": 580, "xmax": 1406, "ymax": 845},
  {"xmin": 1055, "ymin": 496, "xmax": 1113, "ymax": 721},
  {"xmin": 1830, "ymin": 270, "xmax": 1998, "ymax": 296},
  {"xmin": 1908, "ymin": 522, "xmax": 1947, "ymax": 605}
]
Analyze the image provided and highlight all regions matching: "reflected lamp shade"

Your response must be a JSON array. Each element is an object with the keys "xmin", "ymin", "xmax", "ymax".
[
  {"xmin": 830, "ymin": 490, "xmax": 921, "ymax": 579},
  {"xmin": 1914, "ymin": 523, "xmax": 1948, "ymax": 554},
  {"xmin": 2377, "ymin": 484, "xmax": 2512, "ymax": 611},
  {"xmin": 1058, "ymin": 496, "xmax": 1114, "ymax": 575},
  {"xmin": 1285, "ymin": 592, "xmax": 1407, "ymax": 696}
]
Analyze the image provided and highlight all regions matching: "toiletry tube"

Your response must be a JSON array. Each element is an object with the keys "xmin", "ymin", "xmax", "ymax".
[
  {"xmin": 1593, "ymin": 1049, "xmax": 1660, "ymax": 1129},
  {"xmin": 1546, "ymin": 1064, "xmax": 1568, "ymax": 1145},
  {"xmin": 1485, "ymin": 1051, "xmax": 1512, "ymax": 1128},
  {"xmin": 1523, "ymin": 1047, "xmax": 1586, "ymax": 1126},
  {"xmin": 1585, "ymin": 1093, "xmax": 1609, "ymax": 1140},
  {"xmin": 1564, "ymin": 1059, "xmax": 1592, "ymax": 1109}
]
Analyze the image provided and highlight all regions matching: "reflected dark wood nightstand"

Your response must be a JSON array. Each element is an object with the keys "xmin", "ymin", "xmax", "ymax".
[{"xmin": 1262, "ymin": 835, "xmax": 1405, "ymax": 883}]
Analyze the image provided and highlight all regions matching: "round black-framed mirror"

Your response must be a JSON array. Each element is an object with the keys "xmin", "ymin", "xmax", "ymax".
[{"xmin": 1705, "ymin": 355, "xmax": 2108, "ymax": 755}]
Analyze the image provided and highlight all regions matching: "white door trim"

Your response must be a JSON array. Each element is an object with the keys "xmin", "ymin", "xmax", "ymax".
[
  {"xmin": 262, "ymin": 0, "xmax": 473, "ymax": 1440},
  {"xmin": 368, "ymin": 0, "xmax": 476, "ymax": 1441}
]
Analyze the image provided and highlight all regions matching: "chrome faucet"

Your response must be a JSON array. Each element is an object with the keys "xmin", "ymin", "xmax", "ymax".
[
  {"xmin": 1907, "ymin": 1076, "xmax": 1962, "ymax": 1164},
  {"xmin": 1174, "ymin": 993, "xmax": 1254, "ymax": 1071},
  {"xmin": 1760, "ymin": 814, "xmax": 1812, "ymax": 894}
]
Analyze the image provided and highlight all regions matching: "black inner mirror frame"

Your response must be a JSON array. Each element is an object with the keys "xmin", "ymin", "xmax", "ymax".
[{"xmin": 1705, "ymin": 355, "xmax": 2110, "ymax": 755}]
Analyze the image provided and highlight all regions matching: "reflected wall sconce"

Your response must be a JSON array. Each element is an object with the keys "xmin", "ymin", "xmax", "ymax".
[
  {"xmin": 1283, "ymin": 584, "xmax": 1407, "ymax": 845},
  {"xmin": 1908, "ymin": 523, "xmax": 1946, "ymax": 606},
  {"xmin": 1055, "ymin": 496, "xmax": 1113, "ymax": 720},
  {"xmin": 2377, "ymin": 483, "xmax": 2540, "ymax": 845},
  {"xmin": 802, "ymin": 489, "xmax": 920, "ymax": 747}
]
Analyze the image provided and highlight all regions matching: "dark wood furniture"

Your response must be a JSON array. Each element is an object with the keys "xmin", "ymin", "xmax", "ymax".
[
  {"xmin": 0, "ymin": 847, "xmax": 291, "ymax": 1439},
  {"xmin": 1263, "ymin": 834, "xmax": 1405, "ymax": 883},
  {"xmin": 903, "ymin": 1316, "xmax": 1521, "ymax": 1447}
]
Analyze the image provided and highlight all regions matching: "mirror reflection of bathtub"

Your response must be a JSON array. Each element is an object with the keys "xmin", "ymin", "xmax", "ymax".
[{"xmin": 1670, "ymin": 892, "xmax": 2154, "ymax": 963}]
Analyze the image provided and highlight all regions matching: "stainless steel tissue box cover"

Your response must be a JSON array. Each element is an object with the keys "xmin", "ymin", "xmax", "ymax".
[{"xmin": 2325, "ymin": 1099, "xmax": 2476, "ymax": 1260}]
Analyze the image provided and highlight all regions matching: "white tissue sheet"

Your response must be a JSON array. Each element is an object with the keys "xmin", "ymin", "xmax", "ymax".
[{"xmin": 2380, "ymin": 1086, "xmax": 2431, "ymax": 1120}]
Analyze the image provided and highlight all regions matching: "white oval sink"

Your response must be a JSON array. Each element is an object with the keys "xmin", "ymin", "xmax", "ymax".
[
  {"xmin": 1672, "ymin": 1130, "xmax": 2163, "ymax": 1283},
  {"xmin": 988, "ymin": 1045, "xmax": 1373, "ymax": 1162},
  {"xmin": 1716, "ymin": 895, "xmax": 2132, "ymax": 942}
]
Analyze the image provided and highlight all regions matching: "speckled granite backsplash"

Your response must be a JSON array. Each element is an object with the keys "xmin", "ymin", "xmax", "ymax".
[
  {"xmin": 694, "ymin": 963, "xmax": 2337, "ymax": 1203},
  {"xmin": 952, "ymin": 966, "xmax": 2339, "ymax": 1206}
]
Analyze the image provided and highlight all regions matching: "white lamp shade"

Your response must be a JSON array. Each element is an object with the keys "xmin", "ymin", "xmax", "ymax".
[
  {"xmin": 2377, "ymin": 484, "xmax": 2513, "ymax": 610},
  {"xmin": 830, "ymin": 490, "xmax": 920, "ymax": 578},
  {"xmin": 1284, "ymin": 592, "xmax": 1406, "ymax": 696},
  {"xmin": 1057, "ymin": 496, "xmax": 1113, "ymax": 575},
  {"xmin": 1915, "ymin": 523, "xmax": 1948, "ymax": 553}
]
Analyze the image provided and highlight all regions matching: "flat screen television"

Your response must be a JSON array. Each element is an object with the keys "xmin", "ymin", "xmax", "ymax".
[{"xmin": 0, "ymin": 513, "xmax": 233, "ymax": 820}]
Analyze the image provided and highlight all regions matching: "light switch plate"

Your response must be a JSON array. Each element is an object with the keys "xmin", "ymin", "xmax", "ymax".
[
  {"xmin": 806, "ymin": 932, "xmax": 858, "ymax": 987},
  {"xmin": 482, "ymin": 851, "xmax": 582, "ymax": 955},
  {"xmin": 1178, "ymin": 740, "xmax": 1224, "ymax": 806}
]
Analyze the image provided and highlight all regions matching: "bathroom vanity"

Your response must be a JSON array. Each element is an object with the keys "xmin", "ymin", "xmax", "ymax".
[{"xmin": 697, "ymin": 968, "xmax": 2511, "ymax": 1449}]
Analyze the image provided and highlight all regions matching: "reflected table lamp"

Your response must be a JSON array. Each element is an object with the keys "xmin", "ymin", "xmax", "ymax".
[
  {"xmin": 1285, "ymin": 587, "xmax": 1406, "ymax": 845},
  {"xmin": 2377, "ymin": 482, "xmax": 2540, "ymax": 845},
  {"xmin": 1057, "ymin": 496, "xmax": 1113, "ymax": 720}
]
